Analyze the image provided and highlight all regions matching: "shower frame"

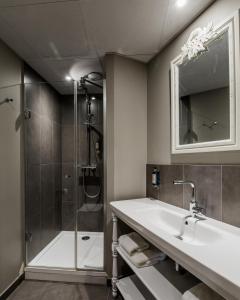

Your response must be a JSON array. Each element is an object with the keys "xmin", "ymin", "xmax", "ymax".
[{"xmin": 24, "ymin": 79, "xmax": 107, "ymax": 283}]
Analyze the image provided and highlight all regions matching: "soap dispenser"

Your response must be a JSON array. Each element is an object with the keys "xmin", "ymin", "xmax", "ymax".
[{"xmin": 152, "ymin": 167, "xmax": 160, "ymax": 189}]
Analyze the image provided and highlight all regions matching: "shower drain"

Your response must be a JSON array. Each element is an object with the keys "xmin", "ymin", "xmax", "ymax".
[{"xmin": 82, "ymin": 236, "xmax": 90, "ymax": 241}]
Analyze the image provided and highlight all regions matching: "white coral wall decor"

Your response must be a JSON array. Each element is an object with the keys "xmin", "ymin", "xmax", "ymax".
[{"xmin": 180, "ymin": 22, "xmax": 218, "ymax": 63}]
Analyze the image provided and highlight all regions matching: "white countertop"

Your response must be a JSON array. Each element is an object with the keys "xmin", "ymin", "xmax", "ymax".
[{"xmin": 111, "ymin": 198, "xmax": 240, "ymax": 300}]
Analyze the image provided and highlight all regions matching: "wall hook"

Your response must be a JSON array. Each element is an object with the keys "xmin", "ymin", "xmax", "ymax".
[{"xmin": 0, "ymin": 98, "xmax": 13, "ymax": 106}]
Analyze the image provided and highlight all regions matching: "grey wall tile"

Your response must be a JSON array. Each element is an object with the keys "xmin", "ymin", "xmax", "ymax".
[
  {"xmin": 41, "ymin": 85, "xmax": 54, "ymax": 120},
  {"xmin": 51, "ymin": 90, "xmax": 61, "ymax": 124},
  {"xmin": 25, "ymin": 64, "xmax": 62, "ymax": 262},
  {"xmin": 61, "ymin": 96, "xmax": 74, "ymax": 125},
  {"xmin": 62, "ymin": 201, "xmax": 75, "ymax": 231},
  {"xmin": 62, "ymin": 163, "xmax": 74, "ymax": 189},
  {"xmin": 62, "ymin": 125, "xmax": 74, "ymax": 163},
  {"xmin": 27, "ymin": 212, "xmax": 41, "ymax": 262},
  {"xmin": 78, "ymin": 125, "xmax": 88, "ymax": 165},
  {"xmin": 183, "ymin": 165, "xmax": 221, "ymax": 220},
  {"xmin": 146, "ymin": 164, "xmax": 159, "ymax": 199},
  {"xmin": 222, "ymin": 166, "xmax": 240, "ymax": 227},
  {"xmin": 26, "ymin": 164, "xmax": 41, "ymax": 216},
  {"xmin": 158, "ymin": 165, "xmax": 183, "ymax": 208},
  {"xmin": 25, "ymin": 83, "xmax": 41, "ymax": 115},
  {"xmin": 52, "ymin": 122, "xmax": 61, "ymax": 163},
  {"xmin": 40, "ymin": 116, "xmax": 52, "ymax": 164},
  {"xmin": 26, "ymin": 112, "xmax": 41, "ymax": 165},
  {"xmin": 41, "ymin": 210, "xmax": 55, "ymax": 247},
  {"xmin": 40, "ymin": 165, "xmax": 57, "ymax": 248},
  {"xmin": 77, "ymin": 209, "xmax": 103, "ymax": 232},
  {"xmin": 54, "ymin": 164, "xmax": 62, "ymax": 231},
  {"xmin": 41, "ymin": 165, "xmax": 54, "ymax": 213}
]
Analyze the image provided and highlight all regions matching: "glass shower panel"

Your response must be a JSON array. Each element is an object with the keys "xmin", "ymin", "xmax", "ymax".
[
  {"xmin": 24, "ymin": 76, "xmax": 76, "ymax": 268},
  {"xmin": 76, "ymin": 82, "xmax": 104, "ymax": 270},
  {"xmin": 24, "ymin": 72, "xmax": 104, "ymax": 271}
]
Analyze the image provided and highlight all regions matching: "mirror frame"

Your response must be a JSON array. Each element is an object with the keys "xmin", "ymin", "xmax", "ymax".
[{"xmin": 170, "ymin": 11, "xmax": 240, "ymax": 154}]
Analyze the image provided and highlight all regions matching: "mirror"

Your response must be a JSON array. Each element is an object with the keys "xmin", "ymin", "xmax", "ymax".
[
  {"xmin": 179, "ymin": 31, "xmax": 230, "ymax": 145},
  {"xmin": 171, "ymin": 12, "xmax": 240, "ymax": 154}
]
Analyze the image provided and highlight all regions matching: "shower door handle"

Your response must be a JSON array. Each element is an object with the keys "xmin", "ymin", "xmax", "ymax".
[
  {"xmin": 24, "ymin": 108, "xmax": 31, "ymax": 119},
  {"xmin": 25, "ymin": 232, "xmax": 33, "ymax": 242}
]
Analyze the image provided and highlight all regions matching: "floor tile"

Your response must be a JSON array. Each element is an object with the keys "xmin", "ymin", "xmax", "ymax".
[{"xmin": 8, "ymin": 281, "xmax": 113, "ymax": 300}]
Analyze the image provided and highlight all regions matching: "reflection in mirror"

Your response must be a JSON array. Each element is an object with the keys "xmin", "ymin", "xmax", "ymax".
[{"xmin": 178, "ymin": 30, "xmax": 230, "ymax": 145}]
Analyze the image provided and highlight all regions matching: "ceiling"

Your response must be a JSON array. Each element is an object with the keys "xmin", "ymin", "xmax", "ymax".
[{"xmin": 0, "ymin": 0, "xmax": 214, "ymax": 94}]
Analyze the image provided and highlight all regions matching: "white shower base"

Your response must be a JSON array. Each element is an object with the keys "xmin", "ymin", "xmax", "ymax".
[{"xmin": 28, "ymin": 231, "xmax": 104, "ymax": 270}]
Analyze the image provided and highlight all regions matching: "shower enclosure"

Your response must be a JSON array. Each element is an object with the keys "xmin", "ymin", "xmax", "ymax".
[{"xmin": 24, "ymin": 65, "xmax": 105, "ymax": 275}]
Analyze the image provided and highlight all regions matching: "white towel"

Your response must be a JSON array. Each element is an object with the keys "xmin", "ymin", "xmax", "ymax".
[
  {"xmin": 127, "ymin": 246, "xmax": 167, "ymax": 268},
  {"xmin": 118, "ymin": 232, "xmax": 149, "ymax": 256},
  {"xmin": 182, "ymin": 283, "xmax": 226, "ymax": 300}
]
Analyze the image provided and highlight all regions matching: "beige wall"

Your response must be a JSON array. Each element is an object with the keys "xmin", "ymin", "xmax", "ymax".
[
  {"xmin": 147, "ymin": 0, "xmax": 240, "ymax": 164},
  {"xmin": 113, "ymin": 55, "xmax": 147, "ymax": 200},
  {"xmin": 104, "ymin": 54, "xmax": 147, "ymax": 275},
  {"xmin": 0, "ymin": 41, "xmax": 23, "ymax": 295}
]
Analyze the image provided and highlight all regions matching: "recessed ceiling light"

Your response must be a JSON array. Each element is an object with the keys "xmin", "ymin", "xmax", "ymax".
[
  {"xmin": 176, "ymin": 0, "xmax": 187, "ymax": 7},
  {"xmin": 65, "ymin": 75, "xmax": 72, "ymax": 81}
]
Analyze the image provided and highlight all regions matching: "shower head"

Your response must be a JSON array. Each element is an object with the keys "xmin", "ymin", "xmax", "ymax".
[{"xmin": 85, "ymin": 72, "xmax": 103, "ymax": 81}]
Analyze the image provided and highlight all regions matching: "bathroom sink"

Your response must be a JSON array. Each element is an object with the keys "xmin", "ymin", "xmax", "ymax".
[
  {"xmin": 142, "ymin": 207, "xmax": 186, "ymax": 236},
  {"xmin": 175, "ymin": 216, "xmax": 223, "ymax": 246},
  {"xmin": 129, "ymin": 204, "xmax": 228, "ymax": 246},
  {"xmin": 143, "ymin": 206, "xmax": 228, "ymax": 246},
  {"xmin": 111, "ymin": 198, "xmax": 233, "ymax": 248},
  {"xmin": 111, "ymin": 198, "xmax": 240, "ymax": 299}
]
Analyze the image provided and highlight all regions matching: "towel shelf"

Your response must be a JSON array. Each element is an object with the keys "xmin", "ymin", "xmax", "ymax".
[
  {"xmin": 117, "ymin": 246, "xmax": 184, "ymax": 300},
  {"xmin": 112, "ymin": 214, "xmax": 200, "ymax": 300},
  {"xmin": 116, "ymin": 275, "xmax": 155, "ymax": 300}
]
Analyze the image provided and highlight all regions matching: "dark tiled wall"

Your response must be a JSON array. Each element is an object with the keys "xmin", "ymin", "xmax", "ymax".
[
  {"xmin": 25, "ymin": 65, "xmax": 62, "ymax": 262},
  {"xmin": 61, "ymin": 95, "xmax": 104, "ymax": 232},
  {"xmin": 61, "ymin": 96, "xmax": 75, "ymax": 230},
  {"xmin": 147, "ymin": 164, "xmax": 240, "ymax": 227}
]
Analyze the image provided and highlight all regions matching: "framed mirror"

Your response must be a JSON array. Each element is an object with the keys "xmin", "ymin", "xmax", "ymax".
[{"xmin": 171, "ymin": 11, "xmax": 240, "ymax": 154}]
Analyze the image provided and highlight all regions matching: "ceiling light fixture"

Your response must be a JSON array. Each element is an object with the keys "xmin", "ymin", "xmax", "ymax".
[
  {"xmin": 176, "ymin": 0, "xmax": 187, "ymax": 8},
  {"xmin": 65, "ymin": 75, "xmax": 72, "ymax": 81}
]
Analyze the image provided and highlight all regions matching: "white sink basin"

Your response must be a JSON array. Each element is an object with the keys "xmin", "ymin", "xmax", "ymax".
[
  {"xmin": 176, "ymin": 216, "xmax": 223, "ymax": 246},
  {"xmin": 143, "ymin": 207, "xmax": 186, "ymax": 236},
  {"xmin": 127, "ymin": 203, "xmax": 228, "ymax": 246}
]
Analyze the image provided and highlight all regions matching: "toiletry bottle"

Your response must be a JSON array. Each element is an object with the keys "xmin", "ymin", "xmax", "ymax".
[{"xmin": 152, "ymin": 167, "xmax": 160, "ymax": 189}]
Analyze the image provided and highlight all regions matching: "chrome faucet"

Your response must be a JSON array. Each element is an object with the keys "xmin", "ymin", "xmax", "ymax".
[{"xmin": 173, "ymin": 180, "xmax": 204, "ymax": 217}]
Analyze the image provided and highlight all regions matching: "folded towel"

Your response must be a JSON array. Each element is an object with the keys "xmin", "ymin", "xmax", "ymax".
[
  {"xmin": 182, "ymin": 283, "xmax": 226, "ymax": 300},
  {"xmin": 119, "ymin": 232, "xmax": 149, "ymax": 256},
  {"xmin": 127, "ymin": 246, "xmax": 167, "ymax": 268}
]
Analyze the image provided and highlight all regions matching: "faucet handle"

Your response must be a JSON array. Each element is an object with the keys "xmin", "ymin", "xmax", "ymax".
[{"xmin": 193, "ymin": 205, "xmax": 205, "ymax": 215}]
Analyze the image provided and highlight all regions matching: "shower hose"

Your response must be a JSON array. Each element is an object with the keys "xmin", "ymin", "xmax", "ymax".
[{"xmin": 82, "ymin": 170, "xmax": 101, "ymax": 199}]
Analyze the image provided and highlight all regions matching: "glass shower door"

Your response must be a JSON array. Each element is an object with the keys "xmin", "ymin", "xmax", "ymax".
[
  {"xmin": 24, "ymin": 71, "xmax": 104, "ymax": 271},
  {"xmin": 75, "ymin": 80, "xmax": 104, "ymax": 270},
  {"xmin": 24, "ymin": 74, "xmax": 76, "ymax": 269}
]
